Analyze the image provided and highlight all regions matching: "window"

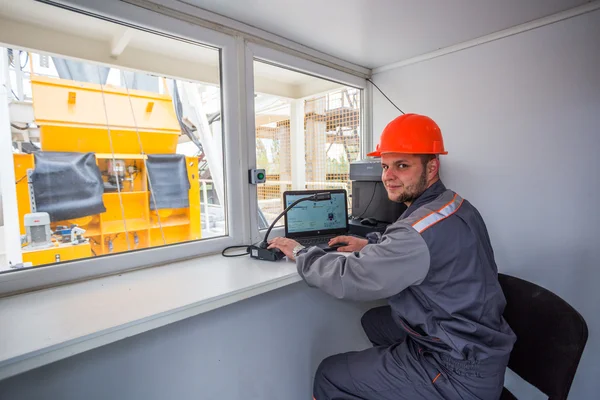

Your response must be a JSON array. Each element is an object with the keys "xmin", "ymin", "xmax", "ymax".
[
  {"xmin": 0, "ymin": 1, "xmax": 229, "ymax": 271},
  {"xmin": 0, "ymin": 0, "xmax": 368, "ymax": 293},
  {"xmin": 253, "ymin": 61, "xmax": 363, "ymax": 228}
]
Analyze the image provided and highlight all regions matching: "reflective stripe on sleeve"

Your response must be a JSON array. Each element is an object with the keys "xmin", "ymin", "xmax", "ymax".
[{"xmin": 412, "ymin": 194, "xmax": 464, "ymax": 233}]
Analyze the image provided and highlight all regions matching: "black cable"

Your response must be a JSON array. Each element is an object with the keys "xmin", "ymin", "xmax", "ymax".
[
  {"xmin": 367, "ymin": 78, "xmax": 405, "ymax": 115},
  {"xmin": 91, "ymin": 249, "xmax": 97, "ymax": 257},
  {"xmin": 221, "ymin": 194, "xmax": 331, "ymax": 258},
  {"xmin": 11, "ymin": 122, "xmax": 29, "ymax": 130},
  {"xmin": 19, "ymin": 51, "xmax": 29, "ymax": 71},
  {"xmin": 354, "ymin": 181, "xmax": 379, "ymax": 219},
  {"xmin": 222, "ymin": 245, "xmax": 250, "ymax": 257},
  {"xmin": 3, "ymin": 84, "xmax": 20, "ymax": 101},
  {"xmin": 15, "ymin": 175, "xmax": 27, "ymax": 184},
  {"xmin": 262, "ymin": 193, "xmax": 331, "ymax": 248}
]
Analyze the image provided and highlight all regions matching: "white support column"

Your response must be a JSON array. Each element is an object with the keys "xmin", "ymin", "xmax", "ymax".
[
  {"xmin": 14, "ymin": 58, "xmax": 24, "ymax": 101},
  {"xmin": 290, "ymin": 99, "xmax": 305, "ymax": 189},
  {"xmin": 0, "ymin": 48, "xmax": 23, "ymax": 269},
  {"xmin": 276, "ymin": 120, "xmax": 291, "ymax": 196},
  {"xmin": 201, "ymin": 180, "xmax": 211, "ymax": 230},
  {"xmin": 304, "ymin": 97, "xmax": 327, "ymax": 187}
]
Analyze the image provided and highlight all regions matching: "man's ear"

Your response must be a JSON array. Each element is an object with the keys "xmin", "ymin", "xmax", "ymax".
[{"xmin": 428, "ymin": 158, "xmax": 440, "ymax": 178}]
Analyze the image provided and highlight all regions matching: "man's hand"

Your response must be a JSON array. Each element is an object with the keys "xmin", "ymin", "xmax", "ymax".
[
  {"xmin": 329, "ymin": 235, "xmax": 368, "ymax": 252},
  {"xmin": 268, "ymin": 237, "xmax": 301, "ymax": 261}
]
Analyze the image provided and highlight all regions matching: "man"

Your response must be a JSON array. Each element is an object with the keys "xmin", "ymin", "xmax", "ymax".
[{"xmin": 268, "ymin": 114, "xmax": 516, "ymax": 400}]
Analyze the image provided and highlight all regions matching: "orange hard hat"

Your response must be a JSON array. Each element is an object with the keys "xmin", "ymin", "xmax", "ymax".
[{"xmin": 367, "ymin": 113, "xmax": 447, "ymax": 157}]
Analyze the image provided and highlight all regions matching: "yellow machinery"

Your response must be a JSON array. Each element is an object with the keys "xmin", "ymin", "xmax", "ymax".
[{"xmin": 14, "ymin": 75, "xmax": 201, "ymax": 266}]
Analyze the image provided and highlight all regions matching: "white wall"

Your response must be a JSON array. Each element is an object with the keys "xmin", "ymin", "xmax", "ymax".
[
  {"xmin": 372, "ymin": 10, "xmax": 600, "ymax": 400},
  {"xmin": 0, "ymin": 282, "xmax": 376, "ymax": 399}
]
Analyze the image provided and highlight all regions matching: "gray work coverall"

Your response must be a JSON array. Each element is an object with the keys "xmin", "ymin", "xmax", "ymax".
[{"xmin": 296, "ymin": 180, "xmax": 516, "ymax": 400}]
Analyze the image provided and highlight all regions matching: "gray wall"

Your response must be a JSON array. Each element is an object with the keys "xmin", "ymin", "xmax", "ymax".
[
  {"xmin": 0, "ymin": 283, "xmax": 375, "ymax": 400},
  {"xmin": 372, "ymin": 10, "xmax": 600, "ymax": 400}
]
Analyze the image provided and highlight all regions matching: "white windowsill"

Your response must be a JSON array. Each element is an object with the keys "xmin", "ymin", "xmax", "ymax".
[{"xmin": 0, "ymin": 252, "xmax": 301, "ymax": 381}]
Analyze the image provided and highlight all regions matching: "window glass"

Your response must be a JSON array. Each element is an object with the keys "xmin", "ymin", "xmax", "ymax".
[
  {"xmin": 254, "ymin": 61, "xmax": 361, "ymax": 228},
  {"xmin": 0, "ymin": 3, "xmax": 226, "ymax": 269}
]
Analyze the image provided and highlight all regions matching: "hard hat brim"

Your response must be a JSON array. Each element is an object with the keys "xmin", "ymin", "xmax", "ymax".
[{"xmin": 366, "ymin": 150, "xmax": 448, "ymax": 157}]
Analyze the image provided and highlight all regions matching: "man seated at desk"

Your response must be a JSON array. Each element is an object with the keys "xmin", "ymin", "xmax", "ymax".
[{"xmin": 268, "ymin": 114, "xmax": 515, "ymax": 400}]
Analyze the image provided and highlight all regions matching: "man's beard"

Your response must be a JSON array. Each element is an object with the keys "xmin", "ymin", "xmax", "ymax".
[{"xmin": 391, "ymin": 169, "xmax": 428, "ymax": 204}]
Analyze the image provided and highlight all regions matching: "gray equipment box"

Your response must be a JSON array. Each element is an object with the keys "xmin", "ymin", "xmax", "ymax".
[
  {"xmin": 349, "ymin": 160, "xmax": 406, "ymax": 225},
  {"xmin": 349, "ymin": 159, "xmax": 383, "ymax": 181},
  {"xmin": 24, "ymin": 212, "xmax": 53, "ymax": 248}
]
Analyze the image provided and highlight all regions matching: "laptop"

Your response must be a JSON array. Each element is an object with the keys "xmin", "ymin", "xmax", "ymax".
[{"xmin": 283, "ymin": 189, "xmax": 349, "ymax": 249}]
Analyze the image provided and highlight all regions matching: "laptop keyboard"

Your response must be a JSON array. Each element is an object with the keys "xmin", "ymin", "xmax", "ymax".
[{"xmin": 297, "ymin": 236, "xmax": 336, "ymax": 247}]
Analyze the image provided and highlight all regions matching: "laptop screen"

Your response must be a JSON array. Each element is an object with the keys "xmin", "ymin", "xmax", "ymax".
[{"xmin": 283, "ymin": 189, "xmax": 348, "ymax": 238}]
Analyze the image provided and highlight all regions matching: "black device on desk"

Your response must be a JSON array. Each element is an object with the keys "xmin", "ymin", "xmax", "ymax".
[
  {"xmin": 248, "ymin": 191, "xmax": 335, "ymax": 261},
  {"xmin": 349, "ymin": 160, "xmax": 407, "ymax": 236},
  {"xmin": 348, "ymin": 217, "xmax": 388, "ymax": 237}
]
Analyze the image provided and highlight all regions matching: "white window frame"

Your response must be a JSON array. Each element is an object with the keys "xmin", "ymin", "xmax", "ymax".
[
  {"xmin": 0, "ymin": 0, "xmax": 250, "ymax": 295},
  {"xmin": 245, "ymin": 43, "xmax": 371, "ymax": 243}
]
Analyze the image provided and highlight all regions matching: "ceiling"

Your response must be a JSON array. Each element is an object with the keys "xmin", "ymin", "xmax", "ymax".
[
  {"xmin": 0, "ymin": 0, "xmax": 219, "ymax": 66},
  {"xmin": 182, "ymin": 0, "xmax": 589, "ymax": 69},
  {"xmin": 4, "ymin": 0, "xmax": 586, "ymax": 87},
  {"xmin": 0, "ymin": 0, "xmax": 323, "ymax": 84},
  {"xmin": 0, "ymin": 0, "xmax": 346, "ymax": 97}
]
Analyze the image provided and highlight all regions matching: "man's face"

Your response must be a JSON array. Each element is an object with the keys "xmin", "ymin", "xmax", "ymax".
[{"xmin": 381, "ymin": 153, "xmax": 429, "ymax": 204}]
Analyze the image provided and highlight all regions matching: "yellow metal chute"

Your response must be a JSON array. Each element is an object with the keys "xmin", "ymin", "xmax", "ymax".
[{"xmin": 15, "ymin": 75, "xmax": 201, "ymax": 266}]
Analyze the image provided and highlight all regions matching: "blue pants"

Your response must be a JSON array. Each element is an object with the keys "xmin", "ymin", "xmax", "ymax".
[{"xmin": 313, "ymin": 306, "xmax": 506, "ymax": 400}]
